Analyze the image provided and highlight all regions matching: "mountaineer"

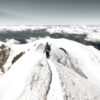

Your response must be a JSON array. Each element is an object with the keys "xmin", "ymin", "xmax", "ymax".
[{"xmin": 44, "ymin": 42, "xmax": 51, "ymax": 59}]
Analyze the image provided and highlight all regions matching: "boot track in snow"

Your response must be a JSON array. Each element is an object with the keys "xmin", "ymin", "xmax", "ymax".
[{"xmin": 46, "ymin": 59, "xmax": 64, "ymax": 100}]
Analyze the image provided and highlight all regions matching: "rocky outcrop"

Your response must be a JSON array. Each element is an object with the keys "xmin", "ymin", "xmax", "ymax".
[
  {"xmin": 0, "ymin": 44, "xmax": 11, "ymax": 73},
  {"xmin": 59, "ymin": 47, "xmax": 67, "ymax": 54},
  {"xmin": 12, "ymin": 52, "xmax": 25, "ymax": 64}
]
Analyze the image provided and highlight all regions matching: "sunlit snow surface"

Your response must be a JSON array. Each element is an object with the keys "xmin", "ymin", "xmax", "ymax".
[{"xmin": 0, "ymin": 37, "xmax": 100, "ymax": 100}]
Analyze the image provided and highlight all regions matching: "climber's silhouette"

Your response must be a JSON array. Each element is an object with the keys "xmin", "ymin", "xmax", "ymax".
[{"xmin": 44, "ymin": 42, "xmax": 51, "ymax": 59}]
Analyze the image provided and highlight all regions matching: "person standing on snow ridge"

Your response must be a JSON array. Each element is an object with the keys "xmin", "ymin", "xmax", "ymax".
[{"xmin": 44, "ymin": 42, "xmax": 51, "ymax": 59}]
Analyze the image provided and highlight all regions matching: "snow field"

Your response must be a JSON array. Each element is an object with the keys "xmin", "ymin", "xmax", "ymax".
[{"xmin": 0, "ymin": 38, "xmax": 100, "ymax": 100}]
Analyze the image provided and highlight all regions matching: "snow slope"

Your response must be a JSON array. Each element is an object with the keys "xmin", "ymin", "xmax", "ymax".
[{"xmin": 0, "ymin": 38, "xmax": 100, "ymax": 100}]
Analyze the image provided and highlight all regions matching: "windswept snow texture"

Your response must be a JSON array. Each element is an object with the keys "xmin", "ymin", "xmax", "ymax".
[
  {"xmin": 0, "ymin": 25, "xmax": 100, "ymax": 50},
  {"xmin": 0, "ymin": 38, "xmax": 100, "ymax": 100}
]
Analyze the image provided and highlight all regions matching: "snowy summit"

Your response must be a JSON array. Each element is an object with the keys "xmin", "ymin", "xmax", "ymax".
[{"xmin": 0, "ymin": 36, "xmax": 100, "ymax": 100}]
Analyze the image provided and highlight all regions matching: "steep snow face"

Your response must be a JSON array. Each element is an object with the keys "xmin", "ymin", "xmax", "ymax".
[
  {"xmin": 4, "ymin": 42, "xmax": 35, "ymax": 71},
  {"xmin": 0, "ymin": 38, "xmax": 100, "ymax": 100},
  {"xmin": 33, "ymin": 38, "xmax": 100, "ymax": 100},
  {"xmin": 0, "ymin": 47, "xmax": 51, "ymax": 100}
]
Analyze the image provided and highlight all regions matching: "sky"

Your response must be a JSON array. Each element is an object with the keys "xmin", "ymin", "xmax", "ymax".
[{"xmin": 0, "ymin": 0, "xmax": 100, "ymax": 25}]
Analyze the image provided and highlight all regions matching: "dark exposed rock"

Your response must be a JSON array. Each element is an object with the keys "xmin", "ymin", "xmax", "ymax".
[
  {"xmin": 59, "ymin": 48, "xmax": 67, "ymax": 54},
  {"xmin": 0, "ymin": 44, "xmax": 6, "ymax": 49},
  {"xmin": 0, "ymin": 44, "xmax": 11, "ymax": 73},
  {"xmin": 12, "ymin": 52, "xmax": 25, "ymax": 64}
]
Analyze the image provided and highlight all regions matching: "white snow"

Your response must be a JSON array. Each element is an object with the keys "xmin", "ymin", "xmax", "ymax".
[
  {"xmin": 0, "ymin": 37, "xmax": 100, "ymax": 100},
  {"xmin": 47, "ymin": 59, "xmax": 64, "ymax": 100}
]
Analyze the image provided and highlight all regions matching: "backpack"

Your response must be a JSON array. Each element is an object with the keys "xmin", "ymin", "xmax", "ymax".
[{"xmin": 45, "ymin": 44, "xmax": 51, "ymax": 52}]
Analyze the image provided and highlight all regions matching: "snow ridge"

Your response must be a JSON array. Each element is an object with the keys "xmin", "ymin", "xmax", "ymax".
[
  {"xmin": 0, "ymin": 38, "xmax": 100, "ymax": 100},
  {"xmin": 47, "ymin": 59, "xmax": 64, "ymax": 100}
]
